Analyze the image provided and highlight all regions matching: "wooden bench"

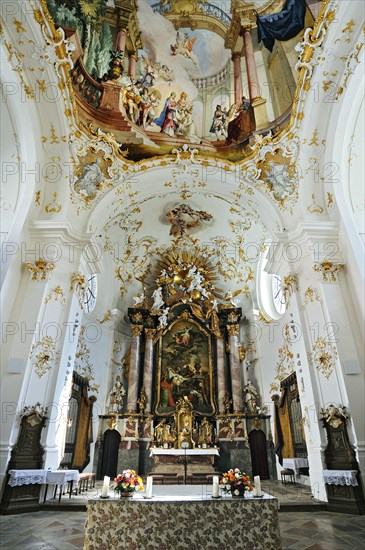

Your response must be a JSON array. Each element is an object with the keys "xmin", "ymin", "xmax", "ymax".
[
  {"xmin": 76, "ymin": 473, "xmax": 96, "ymax": 494},
  {"xmin": 281, "ymin": 468, "xmax": 295, "ymax": 484}
]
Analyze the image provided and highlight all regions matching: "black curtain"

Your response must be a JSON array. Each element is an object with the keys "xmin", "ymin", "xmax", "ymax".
[
  {"xmin": 257, "ymin": 0, "xmax": 307, "ymax": 52},
  {"xmin": 249, "ymin": 429, "xmax": 270, "ymax": 479},
  {"xmin": 100, "ymin": 430, "xmax": 121, "ymax": 479}
]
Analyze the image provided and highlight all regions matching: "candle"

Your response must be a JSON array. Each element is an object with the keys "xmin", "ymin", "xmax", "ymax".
[
  {"xmin": 213, "ymin": 476, "xmax": 220, "ymax": 498},
  {"xmin": 146, "ymin": 476, "xmax": 153, "ymax": 498},
  {"xmin": 254, "ymin": 475, "xmax": 261, "ymax": 497},
  {"xmin": 101, "ymin": 475, "xmax": 110, "ymax": 497}
]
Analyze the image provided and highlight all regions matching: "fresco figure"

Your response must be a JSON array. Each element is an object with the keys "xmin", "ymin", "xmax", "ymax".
[
  {"xmin": 210, "ymin": 105, "xmax": 227, "ymax": 140},
  {"xmin": 226, "ymin": 96, "xmax": 256, "ymax": 145},
  {"xmin": 170, "ymin": 32, "xmax": 197, "ymax": 65},
  {"xmin": 154, "ymin": 91, "xmax": 178, "ymax": 136}
]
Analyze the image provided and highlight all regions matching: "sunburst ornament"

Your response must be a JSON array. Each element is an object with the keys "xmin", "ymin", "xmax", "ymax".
[{"xmin": 152, "ymin": 239, "xmax": 223, "ymax": 306}]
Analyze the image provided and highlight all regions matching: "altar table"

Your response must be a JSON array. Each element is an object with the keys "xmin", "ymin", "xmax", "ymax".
[
  {"xmin": 84, "ymin": 486, "xmax": 281, "ymax": 550},
  {"xmin": 149, "ymin": 448, "xmax": 219, "ymax": 457}
]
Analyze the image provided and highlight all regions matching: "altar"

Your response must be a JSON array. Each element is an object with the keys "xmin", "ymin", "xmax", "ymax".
[{"xmin": 84, "ymin": 486, "xmax": 281, "ymax": 550}]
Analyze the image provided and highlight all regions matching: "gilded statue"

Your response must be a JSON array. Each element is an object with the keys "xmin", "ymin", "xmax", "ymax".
[
  {"xmin": 137, "ymin": 387, "xmax": 147, "ymax": 414},
  {"xmin": 200, "ymin": 417, "xmax": 213, "ymax": 444}
]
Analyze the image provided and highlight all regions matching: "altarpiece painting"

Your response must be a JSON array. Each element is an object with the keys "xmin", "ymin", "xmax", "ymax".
[{"xmin": 155, "ymin": 319, "xmax": 215, "ymax": 416}]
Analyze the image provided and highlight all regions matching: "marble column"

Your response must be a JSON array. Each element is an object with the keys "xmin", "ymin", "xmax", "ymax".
[
  {"xmin": 128, "ymin": 54, "xmax": 137, "ymax": 81},
  {"xmin": 216, "ymin": 336, "xmax": 227, "ymax": 414},
  {"xmin": 227, "ymin": 324, "xmax": 244, "ymax": 412},
  {"xmin": 116, "ymin": 28, "xmax": 127, "ymax": 55},
  {"xmin": 126, "ymin": 324, "xmax": 143, "ymax": 413},
  {"xmin": 143, "ymin": 329, "xmax": 156, "ymax": 413},
  {"xmin": 242, "ymin": 26, "xmax": 269, "ymax": 129},
  {"xmin": 242, "ymin": 27, "xmax": 260, "ymax": 101},
  {"xmin": 232, "ymin": 52, "xmax": 243, "ymax": 104}
]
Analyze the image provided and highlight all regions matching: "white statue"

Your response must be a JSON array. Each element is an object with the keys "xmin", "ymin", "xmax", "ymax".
[
  {"xmin": 225, "ymin": 289, "xmax": 240, "ymax": 307},
  {"xmin": 109, "ymin": 375, "xmax": 126, "ymax": 413},
  {"xmin": 152, "ymin": 286, "xmax": 164, "ymax": 310},
  {"xmin": 158, "ymin": 307, "xmax": 170, "ymax": 327},
  {"xmin": 133, "ymin": 292, "xmax": 145, "ymax": 306},
  {"xmin": 187, "ymin": 266, "xmax": 205, "ymax": 293},
  {"xmin": 244, "ymin": 380, "xmax": 259, "ymax": 413}
]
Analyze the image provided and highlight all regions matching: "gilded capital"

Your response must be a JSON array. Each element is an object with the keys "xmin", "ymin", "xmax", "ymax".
[
  {"xmin": 131, "ymin": 324, "xmax": 144, "ymax": 337},
  {"xmin": 25, "ymin": 258, "xmax": 55, "ymax": 281},
  {"xmin": 313, "ymin": 261, "xmax": 344, "ymax": 282},
  {"xmin": 227, "ymin": 324, "xmax": 239, "ymax": 337},
  {"xmin": 145, "ymin": 328, "xmax": 157, "ymax": 340}
]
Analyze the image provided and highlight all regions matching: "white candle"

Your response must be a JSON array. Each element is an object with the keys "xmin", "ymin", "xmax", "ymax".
[
  {"xmin": 213, "ymin": 476, "xmax": 220, "ymax": 498},
  {"xmin": 254, "ymin": 475, "xmax": 261, "ymax": 497},
  {"xmin": 101, "ymin": 475, "xmax": 110, "ymax": 497},
  {"xmin": 146, "ymin": 476, "xmax": 153, "ymax": 498}
]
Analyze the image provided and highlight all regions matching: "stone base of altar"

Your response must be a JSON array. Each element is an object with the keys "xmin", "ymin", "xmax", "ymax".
[{"xmin": 149, "ymin": 448, "xmax": 220, "ymax": 484}]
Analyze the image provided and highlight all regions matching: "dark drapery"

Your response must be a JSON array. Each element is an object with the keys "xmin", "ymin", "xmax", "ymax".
[
  {"xmin": 257, "ymin": 0, "xmax": 307, "ymax": 52},
  {"xmin": 100, "ymin": 430, "xmax": 121, "ymax": 479},
  {"xmin": 248, "ymin": 429, "xmax": 270, "ymax": 479},
  {"xmin": 272, "ymin": 395, "xmax": 285, "ymax": 466}
]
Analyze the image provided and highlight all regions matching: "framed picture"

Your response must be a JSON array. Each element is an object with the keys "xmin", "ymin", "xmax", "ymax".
[{"xmin": 155, "ymin": 318, "xmax": 215, "ymax": 416}]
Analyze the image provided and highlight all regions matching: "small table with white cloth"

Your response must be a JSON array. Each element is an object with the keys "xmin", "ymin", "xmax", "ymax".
[
  {"xmin": 282, "ymin": 458, "xmax": 309, "ymax": 475},
  {"xmin": 43, "ymin": 470, "xmax": 80, "ymax": 502}
]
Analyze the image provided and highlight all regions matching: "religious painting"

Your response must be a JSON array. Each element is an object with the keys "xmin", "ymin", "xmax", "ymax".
[
  {"xmin": 155, "ymin": 319, "xmax": 215, "ymax": 416},
  {"xmin": 46, "ymin": 0, "xmax": 313, "ymax": 163}
]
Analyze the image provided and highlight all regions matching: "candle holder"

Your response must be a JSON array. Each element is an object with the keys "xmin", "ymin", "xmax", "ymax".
[{"xmin": 99, "ymin": 495, "xmax": 110, "ymax": 499}]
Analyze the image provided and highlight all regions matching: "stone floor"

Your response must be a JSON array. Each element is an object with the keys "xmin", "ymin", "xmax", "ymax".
[
  {"xmin": 1, "ymin": 509, "xmax": 364, "ymax": 549},
  {"xmin": 1, "ymin": 482, "xmax": 363, "ymax": 549}
]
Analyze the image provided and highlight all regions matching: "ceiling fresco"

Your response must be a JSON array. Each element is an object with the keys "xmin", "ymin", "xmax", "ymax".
[{"xmin": 46, "ymin": 0, "xmax": 313, "ymax": 162}]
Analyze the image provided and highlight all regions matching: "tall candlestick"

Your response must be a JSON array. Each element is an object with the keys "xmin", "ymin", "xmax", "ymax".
[
  {"xmin": 213, "ymin": 476, "xmax": 220, "ymax": 498},
  {"xmin": 146, "ymin": 476, "xmax": 153, "ymax": 498},
  {"xmin": 101, "ymin": 475, "xmax": 110, "ymax": 497},
  {"xmin": 254, "ymin": 475, "xmax": 261, "ymax": 497}
]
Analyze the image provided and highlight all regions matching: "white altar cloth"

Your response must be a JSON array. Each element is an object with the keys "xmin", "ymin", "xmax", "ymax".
[
  {"xmin": 46, "ymin": 470, "xmax": 80, "ymax": 485},
  {"xmin": 283, "ymin": 458, "xmax": 309, "ymax": 474},
  {"xmin": 149, "ymin": 448, "xmax": 219, "ymax": 457},
  {"xmin": 8, "ymin": 469, "xmax": 47, "ymax": 487},
  {"xmin": 323, "ymin": 469, "xmax": 358, "ymax": 486},
  {"xmin": 7, "ymin": 469, "xmax": 80, "ymax": 487}
]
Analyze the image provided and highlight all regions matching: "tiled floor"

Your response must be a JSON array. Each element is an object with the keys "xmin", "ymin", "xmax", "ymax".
[
  {"xmin": 0, "ymin": 483, "xmax": 363, "ymax": 549},
  {"xmin": 1, "ymin": 508, "xmax": 364, "ymax": 549}
]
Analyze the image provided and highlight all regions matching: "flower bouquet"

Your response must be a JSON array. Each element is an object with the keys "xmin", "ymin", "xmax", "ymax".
[
  {"xmin": 113, "ymin": 469, "xmax": 144, "ymax": 497},
  {"xmin": 220, "ymin": 468, "xmax": 253, "ymax": 497}
]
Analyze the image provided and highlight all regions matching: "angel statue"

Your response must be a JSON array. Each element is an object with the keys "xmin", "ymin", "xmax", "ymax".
[
  {"xmin": 152, "ymin": 286, "xmax": 164, "ymax": 310},
  {"xmin": 225, "ymin": 289, "xmax": 241, "ymax": 307},
  {"xmin": 133, "ymin": 292, "xmax": 145, "ymax": 307}
]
